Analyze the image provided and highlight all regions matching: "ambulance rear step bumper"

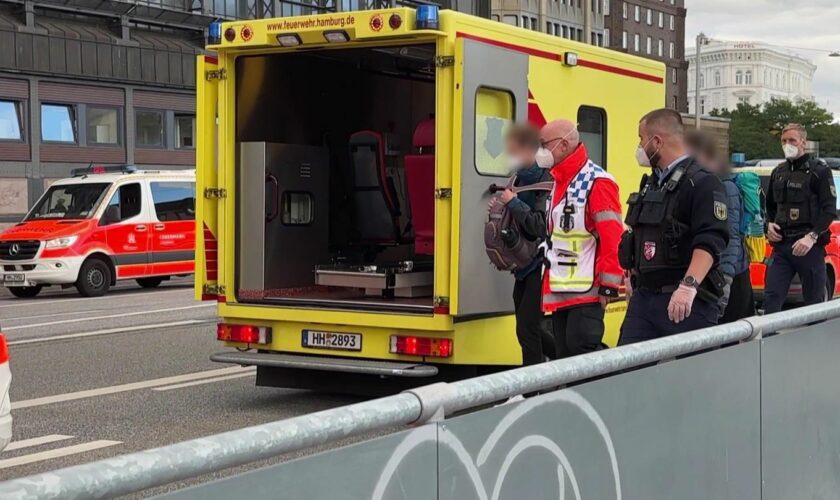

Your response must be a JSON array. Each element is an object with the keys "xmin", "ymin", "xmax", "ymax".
[{"xmin": 210, "ymin": 351, "xmax": 439, "ymax": 378}]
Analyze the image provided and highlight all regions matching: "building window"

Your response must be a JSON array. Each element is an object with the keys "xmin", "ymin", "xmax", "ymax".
[
  {"xmin": 646, "ymin": 36, "xmax": 652, "ymax": 55},
  {"xmin": 577, "ymin": 28, "xmax": 583, "ymax": 41},
  {"xmin": 745, "ymin": 70, "xmax": 753, "ymax": 85},
  {"xmin": 604, "ymin": 28, "xmax": 610, "ymax": 47},
  {"xmin": 604, "ymin": 0, "xmax": 609, "ymax": 16},
  {"xmin": 634, "ymin": 5, "xmax": 640, "ymax": 22},
  {"xmin": 669, "ymin": 14, "xmax": 675, "ymax": 31},
  {"xmin": 672, "ymin": 68, "xmax": 677, "ymax": 84},
  {"xmin": 714, "ymin": 71, "xmax": 721, "ymax": 86},
  {"xmin": 634, "ymin": 33, "xmax": 640, "ymax": 52},
  {"xmin": 136, "ymin": 110, "xmax": 165, "ymax": 148},
  {"xmin": 491, "ymin": 14, "xmax": 499, "ymax": 22},
  {"xmin": 41, "ymin": 104, "xmax": 76, "ymax": 143},
  {"xmin": 699, "ymin": 73, "xmax": 705, "ymax": 88},
  {"xmin": 700, "ymin": 98, "xmax": 706, "ymax": 115},
  {"xmin": 622, "ymin": 31, "xmax": 628, "ymax": 49},
  {"xmin": 0, "ymin": 100, "xmax": 23, "ymax": 141},
  {"xmin": 646, "ymin": 9, "xmax": 652, "ymax": 25},
  {"xmin": 502, "ymin": 15, "xmax": 518, "ymax": 26},
  {"xmin": 622, "ymin": 1, "xmax": 627, "ymax": 18},
  {"xmin": 658, "ymin": 39, "xmax": 664, "ymax": 57},
  {"xmin": 547, "ymin": 21, "xmax": 552, "ymax": 34},
  {"xmin": 597, "ymin": 33, "xmax": 603, "ymax": 46},
  {"xmin": 86, "ymin": 107, "xmax": 120, "ymax": 145},
  {"xmin": 672, "ymin": 95, "xmax": 678, "ymax": 109},
  {"xmin": 532, "ymin": 17, "xmax": 538, "ymax": 30},
  {"xmin": 175, "ymin": 113, "xmax": 195, "ymax": 149},
  {"xmin": 735, "ymin": 70, "xmax": 743, "ymax": 85},
  {"xmin": 151, "ymin": 182, "xmax": 195, "ymax": 221},
  {"xmin": 658, "ymin": 11, "xmax": 664, "ymax": 28},
  {"xmin": 669, "ymin": 42, "xmax": 675, "ymax": 59},
  {"xmin": 474, "ymin": 87, "xmax": 514, "ymax": 177},
  {"xmin": 563, "ymin": 25, "xmax": 569, "ymax": 38},
  {"xmin": 577, "ymin": 106, "xmax": 607, "ymax": 168}
]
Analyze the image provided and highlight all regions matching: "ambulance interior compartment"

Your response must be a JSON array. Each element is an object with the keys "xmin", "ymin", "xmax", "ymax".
[{"xmin": 235, "ymin": 43, "xmax": 437, "ymax": 312}]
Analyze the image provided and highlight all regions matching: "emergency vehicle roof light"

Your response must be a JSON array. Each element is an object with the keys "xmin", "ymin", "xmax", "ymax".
[
  {"xmin": 277, "ymin": 33, "xmax": 302, "ymax": 47},
  {"xmin": 323, "ymin": 30, "xmax": 349, "ymax": 43},
  {"xmin": 416, "ymin": 5, "xmax": 439, "ymax": 30},
  {"xmin": 71, "ymin": 165, "xmax": 137, "ymax": 177},
  {"xmin": 208, "ymin": 20, "xmax": 222, "ymax": 45},
  {"xmin": 564, "ymin": 52, "xmax": 579, "ymax": 66}
]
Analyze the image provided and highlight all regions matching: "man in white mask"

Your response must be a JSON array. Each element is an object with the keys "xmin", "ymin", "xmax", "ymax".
[
  {"xmin": 539, "ymin": 119, "xmax": 623, "ymax": 358},
  {"xmin": 763, "ymin": 123, "xmax": 837, "ymax": 313},
  {"xmin": 618, "ymin": 109, "xmax": 730, "ymax": 345}
]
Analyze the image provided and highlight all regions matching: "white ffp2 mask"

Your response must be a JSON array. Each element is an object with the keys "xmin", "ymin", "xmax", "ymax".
[{"xmin": 783, "ymin": 144, "xmax": 799, "ymax": 160}]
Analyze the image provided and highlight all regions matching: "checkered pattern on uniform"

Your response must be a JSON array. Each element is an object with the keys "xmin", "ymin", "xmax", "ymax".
[{"xmin": 567, "ymin": 161, "xmax": 606, "ymax": 204}]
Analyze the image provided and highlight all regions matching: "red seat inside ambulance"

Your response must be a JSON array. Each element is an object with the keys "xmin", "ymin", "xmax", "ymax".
[{"xmin": 404, "ymin": 118, "xmax": 435, "ymax": 255}]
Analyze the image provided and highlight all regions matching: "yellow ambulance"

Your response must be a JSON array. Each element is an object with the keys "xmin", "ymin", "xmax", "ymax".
[{"xmin": 196, "ymin": 7, "xmax": 665, "ymax": 393}]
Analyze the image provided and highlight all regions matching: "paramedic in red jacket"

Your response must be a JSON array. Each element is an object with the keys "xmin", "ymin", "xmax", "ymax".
[{"xmin": 538, "ymin": 119, "xmax": 624, "ymax": 357}]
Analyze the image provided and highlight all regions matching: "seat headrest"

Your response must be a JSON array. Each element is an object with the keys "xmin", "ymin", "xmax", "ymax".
[{"xmin": 412, "ymin": 119, "xmax": 435, "ymax": 149}]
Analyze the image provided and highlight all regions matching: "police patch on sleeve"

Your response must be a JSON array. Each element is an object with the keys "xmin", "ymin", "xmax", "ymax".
[{"xmin": 714, "ymin": 200, "xmax": 728, "ymax": 221}]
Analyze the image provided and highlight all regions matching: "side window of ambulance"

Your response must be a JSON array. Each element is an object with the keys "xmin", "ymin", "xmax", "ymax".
[
  {"xmin": 151, "ymin": 182, "xmax": 196, "ymax": 221},
  {"xmin": 578, "ymin": 106, "xmax": 607, "ymax": 168},
  {"xmin": 474, "ymin": 87, "xmax": 514, "ymax": 177},
  {"xmin": 103, "ymin": 183, "xmax": 142, "ymax": 224}
]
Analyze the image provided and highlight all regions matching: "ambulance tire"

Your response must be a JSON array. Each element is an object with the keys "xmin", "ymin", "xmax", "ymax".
[
  {"xmin": 136, "ymin": 277, "xmax": 164, "ymax": 289},
  {"xmin": 8, "ymin": 285, "xmax": 42, "ymax": 298},
  {"xmin": 76, "ymin": 258, "xmax": 112, "ymax": 297}
]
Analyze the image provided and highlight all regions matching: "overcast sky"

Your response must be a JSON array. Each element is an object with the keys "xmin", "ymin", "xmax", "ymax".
[{"xmin": 686, "ymin": 0, "xmax": 840, "ymax": 121}]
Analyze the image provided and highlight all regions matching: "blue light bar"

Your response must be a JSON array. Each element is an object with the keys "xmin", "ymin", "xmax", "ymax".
[
  {"xmin": 416, "ymin": 5, "xmax": 440, "ymax": 30},
  {"xmin": 208, "ymin": 20, "xmax": 222, "ymax": 45}
]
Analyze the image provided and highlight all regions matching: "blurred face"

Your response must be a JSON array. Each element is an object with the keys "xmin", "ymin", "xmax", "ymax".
[
  {"xmin": 505, "ymin": 137, "xmax": 536, "ymax": 170},
  {"xmin": 781, "ymin": 129, "xmax": 806, "ymax": 159},
  {"xmin": 697, "ymin": 152, "xmax": 722, "ymax": 173}
]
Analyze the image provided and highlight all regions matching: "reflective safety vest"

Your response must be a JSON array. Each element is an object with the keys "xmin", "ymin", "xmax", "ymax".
[{"xmin": 546, "ymin": 161, "xmax": 613, "ymax": 293}]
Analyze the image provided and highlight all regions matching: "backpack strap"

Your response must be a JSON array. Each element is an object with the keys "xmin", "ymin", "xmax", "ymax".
[{"xmin": 512, "ymin": 181, "xmax": 554, "ymax": 194}]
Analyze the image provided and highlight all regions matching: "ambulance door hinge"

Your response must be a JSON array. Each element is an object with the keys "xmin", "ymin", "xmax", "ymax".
[
  {"xmin": 434, "ymin": 56, "xmax": 455, "ymax": 68},
  {"xmin": 433, "ymin": 296, "xmax": 449, "ymax": 307},
  {"xmin": 204, "ymin": 187, "xmax": 227, "ymax": 199},
  {"xmin": 205, "ymin": 68, "xmax": 227, "ymax": 81},
  {"xmin": 203, "ymin": 283, "xmax": 226, "ymax": 295},
  {"xmin": 434, "ymin": 188, "xmax": 452, "ymax": 199}
]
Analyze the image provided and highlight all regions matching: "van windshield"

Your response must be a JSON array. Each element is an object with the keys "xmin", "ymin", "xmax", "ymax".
[{"xmin": 26, "ymin": 183, "xmax": 111, "ymax": 220}]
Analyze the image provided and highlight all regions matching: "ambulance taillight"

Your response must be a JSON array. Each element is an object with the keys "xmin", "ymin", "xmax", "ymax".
[
  {"xmin": 390, "ymin": 335, "xmax": 452, "ymax": 358},
  {"xmin": 217, "ymin": 323, "xmax": 271, "ymax": 344}
]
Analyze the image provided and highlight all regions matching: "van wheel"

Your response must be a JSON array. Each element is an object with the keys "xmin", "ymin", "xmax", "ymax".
[
  {"xmin": 137, "ymin": 277, "xmax": 164, "ymax": 289},
  {"xmin": 9, "ymin": 286, "xmax": 42, "ymax": 298},
  {"xmin": 76, "ymin": 258, "xmax": 112, "ymax": 297}
]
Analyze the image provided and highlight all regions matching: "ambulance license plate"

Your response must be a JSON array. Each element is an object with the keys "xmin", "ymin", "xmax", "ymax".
[
  {"xmin": 3, "ymin": 274, "xmax": 24, "ymax": 283},
  {"xmin": 301, "ymin": 330, "xmax": 362, "ymax": 351}
]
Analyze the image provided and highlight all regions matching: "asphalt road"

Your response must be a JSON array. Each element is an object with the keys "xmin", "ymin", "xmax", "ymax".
[{"xmin": 0, "ymin": 279, "xmax": 364, "ymax": 496}]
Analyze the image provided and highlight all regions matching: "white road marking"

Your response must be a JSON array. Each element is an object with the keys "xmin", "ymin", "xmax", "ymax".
[
  {"xmin": 7, "ymin": 320, "xmax": 214, "ymax": 346},
  {"xmin": 0, "ymin": 440, "xmax": 121, "ymax": 469},
  {"xmin": 152, "ymin": 370, "xmax": 256, "ymax": 391},
  {"xmin": 3, "ymin": 309, "xmax": 107, "ymax": 322},
  {"xmin": 3, "ymin": 304, "xmax": 215, "ymax": 331},
  {"xmin": 0, "ymin": 287, "xmax": 192, "ymax": 309},
  {"xmin": 4, "ymin": 434, "xmax": 74, "ymax": 452},
  {"xmin": 12, "ymin": 366, "xmax": 254, "ymax": 409}
]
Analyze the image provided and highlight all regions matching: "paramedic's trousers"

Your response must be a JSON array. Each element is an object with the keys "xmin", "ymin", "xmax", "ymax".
[
  {"xmin": 512, "ymin": 270, "xmax": 554, "ymax": 365},
  {"xmin": 552, "ymin": 303, "xmax": 606, "ymax": 358},
  {"xmin": 763, "ymin": 242, "xmax": 827, "ymax": 315},
  {"xmin": 618, "ymin": 289, "xmax": 718, "ymax": 345}
]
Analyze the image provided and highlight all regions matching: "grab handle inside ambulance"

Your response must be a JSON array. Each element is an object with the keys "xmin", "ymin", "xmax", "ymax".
[{"xmin": 265, "ymin": 173, "xmax": 279, "ymax": 222}]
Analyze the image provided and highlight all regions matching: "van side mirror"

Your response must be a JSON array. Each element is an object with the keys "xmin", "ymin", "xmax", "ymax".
[{"xmin": 101, "ymin": 205, "xmax": 121, "ymax": 226}]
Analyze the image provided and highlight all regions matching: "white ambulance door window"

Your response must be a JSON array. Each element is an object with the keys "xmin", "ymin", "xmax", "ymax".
[
  {"xmin": 578, "ymin": 106, "xmax": 607, "ymax": 168},
  {"xmin": 474, "ymin": 88, "xmax": 514, "ymax": 177}
]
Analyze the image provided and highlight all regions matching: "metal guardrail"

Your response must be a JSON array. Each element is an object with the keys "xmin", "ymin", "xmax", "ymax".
[{"xmin": 2, "ymin": 300, "xmax": 840, "ymax": 499}]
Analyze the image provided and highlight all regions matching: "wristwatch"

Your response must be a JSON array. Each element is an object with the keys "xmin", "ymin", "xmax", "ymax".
[
  {"xmin": 680, "ymin": 275, "xmax": 699, "ymax": 288},
  {"xmin": 808, "ymin": 231, "xmax": 819, "ymax": 242}
]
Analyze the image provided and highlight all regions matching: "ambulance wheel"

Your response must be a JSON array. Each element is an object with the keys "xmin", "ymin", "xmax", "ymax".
[
  {"xmin": 76, "ymin": 258, "xmax": 111, "ymax": 297},
  {"xmin": 136, "ymin": 277, "xmax": 163, "ymax": 289},
  {"xmin": 8, "ymin": 285, "xmax": 42, "ymax": 298}
]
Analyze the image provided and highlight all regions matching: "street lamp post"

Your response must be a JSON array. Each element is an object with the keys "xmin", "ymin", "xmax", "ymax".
[{"xmin": 694, "ymin": 33, "xmax": 707, "ymax": 130}]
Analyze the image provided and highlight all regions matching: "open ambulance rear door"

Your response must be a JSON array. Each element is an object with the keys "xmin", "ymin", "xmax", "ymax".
[{"xmin": 195, "ymin": 54, "xmax": 222, "ymax": 301}]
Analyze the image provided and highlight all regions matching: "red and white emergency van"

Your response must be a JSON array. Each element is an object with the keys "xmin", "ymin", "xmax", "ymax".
[{"xmin": 0, "ymin": 165, "xmax": 196, "ymax": 298}]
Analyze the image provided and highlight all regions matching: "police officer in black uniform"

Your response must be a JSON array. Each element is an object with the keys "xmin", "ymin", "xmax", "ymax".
[
  {"xmin": 763, "ymin": 123, "xmax": 837, "ymax": 314},
  {"xmin": 618, "ymin": 109, "xmax": 730, "ymax": 344}
]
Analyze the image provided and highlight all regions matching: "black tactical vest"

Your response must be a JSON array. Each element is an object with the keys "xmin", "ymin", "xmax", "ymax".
[
  {"xmin": 622, "ymin": 162, "xmax": 696, "ymax": 275},
  {"xmin": 772, "ymin": 159, "xmax": 821, "ymax": 238}
]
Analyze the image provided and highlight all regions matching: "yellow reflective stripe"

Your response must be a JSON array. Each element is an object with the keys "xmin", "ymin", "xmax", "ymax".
[
  {"xmin": 600, "ymin": 273, "xmax": 623, "ymax": 285},
  {"xmin": 593, "ymin": 210, "xmax": 623, "ymax": 223},
  {"xmin": 550, "ymin": 230, "xmax": 592, "ymax": 239}
]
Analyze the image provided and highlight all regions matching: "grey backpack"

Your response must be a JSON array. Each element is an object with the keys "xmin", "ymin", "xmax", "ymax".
[{"xmin": 484, "ymin": 177, "xmax": 554, "ymax": 272}]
